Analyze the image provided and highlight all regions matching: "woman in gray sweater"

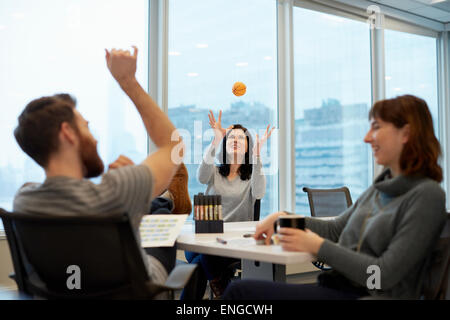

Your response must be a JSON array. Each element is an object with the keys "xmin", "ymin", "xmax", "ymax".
[
  {"xmin": 224, "ymin": 95, "xmax": 447, "ymax": 300},
  {"xmin": 182, "ymin": 111, "xmax": 274, "ymax": 299},
  {"xmin": 198, "ymin": 111, "xmax": 272, "ymax": 221}
]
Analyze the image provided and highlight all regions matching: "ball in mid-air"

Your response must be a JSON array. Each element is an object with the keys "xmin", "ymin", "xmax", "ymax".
[{"xmin": 232, "ymin": 82, "xmax": 247, "ymax": 96}]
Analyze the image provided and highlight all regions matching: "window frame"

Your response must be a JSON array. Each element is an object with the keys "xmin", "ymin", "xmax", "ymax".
[
  {"xmin": 290, "ymin": 1, "xmax": 448, "ymax": 211},
  {"xmin": 0, "ymin": 1, "xmax": 446, "ymax": 231},
  {"xmin": 437, "ymin": 31, "xmax": 450, "ymax": 210},
  {"xmin": 158, "ymin": 0, "xmax": 281, "ymax": 218},
  {"xmin": 0, "ymin": 0, "xmax": 151, "ymax": 231},
  {"xmin": 150, "ymin": 0, "xmax": 449, "ymax": 212}
]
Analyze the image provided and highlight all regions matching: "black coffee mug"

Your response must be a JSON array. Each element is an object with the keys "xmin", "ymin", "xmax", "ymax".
[{"xmin": 274, "ymin": 216, "xmax": 305, "ymax": 233}]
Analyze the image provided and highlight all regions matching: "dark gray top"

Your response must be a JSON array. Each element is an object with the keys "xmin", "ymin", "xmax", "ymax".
[{"xmin": 306, "ymin": 168, "xmax": 446, "ymax": 299}]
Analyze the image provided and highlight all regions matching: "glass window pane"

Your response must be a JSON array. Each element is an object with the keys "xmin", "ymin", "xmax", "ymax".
[
  {"xmin": 0, "ymin": 0, "xmax": 149, "ymax": 220},
  {"xmin": 385, "ymin": 30, "xmax": 439, "ymax": 136},
  {"xmin": 294, "ymin": 8, "xmax": 373, "ymax": 215},
  {"xmin": 168, "ymin": 0, "xmax": 278, "ymax": 219}
]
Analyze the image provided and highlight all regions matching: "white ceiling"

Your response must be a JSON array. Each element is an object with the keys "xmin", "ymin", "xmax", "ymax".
[{"xmin": 368, "ymin": 0, "xmax": 450, "ymax": 22}]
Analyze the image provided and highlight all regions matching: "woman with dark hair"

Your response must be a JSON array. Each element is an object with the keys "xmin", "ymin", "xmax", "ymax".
[
  {"xmin": 200, "ymin": 111, "xmax": 273, "ymax": 221},
  {"xmin": 223, "ymin": 95, "xmax": 447, "ymax": 300},
  {"xmin": 182, "ymin": 110, "xmax": 274, "ymax": 299}
]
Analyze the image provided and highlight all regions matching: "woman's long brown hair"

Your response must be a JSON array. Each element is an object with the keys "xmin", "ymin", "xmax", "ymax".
[{"xmin": 369, "ymin": 95, "xmax": 442, "ymax": 182}]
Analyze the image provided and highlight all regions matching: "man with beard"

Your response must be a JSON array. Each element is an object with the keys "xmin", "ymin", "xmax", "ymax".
[{"xmin": 12, "ymin": 47, "xmax": 187, "ymax": 295}]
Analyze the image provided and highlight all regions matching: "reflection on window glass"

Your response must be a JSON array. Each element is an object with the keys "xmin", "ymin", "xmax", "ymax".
[
  {"xmin": 385, "ymin": 30, "xmax": 439, "ymax": 136},
  {"xmin": 294, "ymin": 8, "xmax": 372, "ymax": 215},
  {"xmin": 168, "ymin": 0, "xmax": 278, "ymax": 219},
  {"xmin": 0, "ymin": 0, "xmax": 148, "ymax": 218}
]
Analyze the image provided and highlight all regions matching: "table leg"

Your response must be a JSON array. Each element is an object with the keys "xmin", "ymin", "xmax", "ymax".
[{"xmin": 241, "ymin": 259, "xmax": 286, "ymax": 282}]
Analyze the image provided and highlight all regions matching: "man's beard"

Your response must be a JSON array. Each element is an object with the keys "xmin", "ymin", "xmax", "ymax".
[{"xmin": 79, "ymin": 134, "xmax": 104, "ymax": 178}]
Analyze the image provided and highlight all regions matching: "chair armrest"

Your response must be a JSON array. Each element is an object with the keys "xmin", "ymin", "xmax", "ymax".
[
  {"xmin": 141, "ymin": 265, "xmax": 198, "ymax": 299},
  {"xmin": 358, "ymin": 295, "xmax": 395, "ymax": 300},
  {"xmin": 9, "ymin": 273, "xmax": 15, "ymax": 281},
  {"xmin": 163, "ymin": 264, "xmax": 197, "ymax": 290}
]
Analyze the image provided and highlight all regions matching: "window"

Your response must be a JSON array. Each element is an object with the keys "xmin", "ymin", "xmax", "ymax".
[
  {"xmin": 168, "ymin": 0, "xmax": 278, "ymax": 219},
  {"xmin": 0, "ymin": 0, "xmax": 149, "ymax": 221},
  {"xmin": 384, "ymin": 30, "xmax": 439, "ymax": 136},
  {"xmin": 293, "ymin": 8, "xmax": 373, "ymax": 214},
  {"xmin": 1, "ymin": 1, "xmax": 445, "ymax": 227}
]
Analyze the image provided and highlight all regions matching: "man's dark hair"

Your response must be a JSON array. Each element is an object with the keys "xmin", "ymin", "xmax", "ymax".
[
  {"xmin": 14, "ymin": 94, "xmax": 78, "ymax": 167},
  {"xmin": 54, "ymin": 93, "xmax": 77, "ymax": 106}
]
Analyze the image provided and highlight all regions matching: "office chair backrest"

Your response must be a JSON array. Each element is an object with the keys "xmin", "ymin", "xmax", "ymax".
[
  {"xmin": 422, "ymin": 213, "xmax": 450, "ymax": 300},
  {"xmin": 253, "ymin": 199, "xmax": 261, "ymax": 221},
  {"xmin": 0, "ymin": 209, "xmax": 159, "ymax": 299},
  {"xmin": 302, "ymin": 187, "xmax": 352, "ymax": 217}
]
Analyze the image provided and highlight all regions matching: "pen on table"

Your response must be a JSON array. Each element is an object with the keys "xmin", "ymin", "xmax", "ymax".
[{"xmin": 216, "ymin": 237, "xmax": 227, "ymax": 244}]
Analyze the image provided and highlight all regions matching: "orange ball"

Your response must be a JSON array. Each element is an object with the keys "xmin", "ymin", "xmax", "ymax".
[{"xmin": 232, "ymin": 82, "xmax": 247, "ymax": 96}]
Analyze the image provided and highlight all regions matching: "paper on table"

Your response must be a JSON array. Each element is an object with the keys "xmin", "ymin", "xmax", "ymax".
[{"xmin": 139, "ymin": 214, "xmax": 188, "ymax": 248}]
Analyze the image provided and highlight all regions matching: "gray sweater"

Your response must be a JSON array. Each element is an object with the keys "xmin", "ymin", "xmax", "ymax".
[
  {"xmin": 197, "ymin": 143, "xmax": 266, "ymax": 222},
  {"xmin": 306, "ymin": 169, "xmax": 446, "ymax": 299}
]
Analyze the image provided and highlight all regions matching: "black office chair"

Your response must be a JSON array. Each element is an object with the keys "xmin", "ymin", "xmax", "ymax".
[
  {"xmin": 253, "ymin": 198, "xmax": 261, "ymax": 221},
  {"xmin": 422, "ymin": 213, "xmax": 450, "ymax": 300},
  {"xmin": 0, "ymin": 209, "xmax": 196, "ymax": 300},
  {"xmin": 302, "ymin": 187, "xmax": 352, "ymax": 270},
  {"xmin": 302, "ymin": 187, "xmax": 352, "ymax": 218}
]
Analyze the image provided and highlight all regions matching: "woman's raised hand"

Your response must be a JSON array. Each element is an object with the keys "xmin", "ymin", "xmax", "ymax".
[
  {"xmin": 209, "ymin": 110, "xmax": 227, "ymax": 146},
  {"xmin": 253, "ymin": 124, "xmax": 275, "ymax": 156}
]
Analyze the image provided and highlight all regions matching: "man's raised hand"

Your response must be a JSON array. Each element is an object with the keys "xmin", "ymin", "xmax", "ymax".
[{"xmin": 105, "ymin": 46, "xmax": 138, "ymax": 86}]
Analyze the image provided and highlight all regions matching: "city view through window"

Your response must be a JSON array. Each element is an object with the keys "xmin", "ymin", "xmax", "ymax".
[
  {"xmin": 0, "ymin": 0, "xmax": 149, "ymax": 217},
  {"xmin": 0, "ymin": 1, "xmax": 441, "ymax": 226},
  {"xmin": 168, "ymin": 0, "xmax": 279, "ymax": 219},
  {"xmin": 293, "ymin": 8, "xmax": 373, "ymax": 213}
]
